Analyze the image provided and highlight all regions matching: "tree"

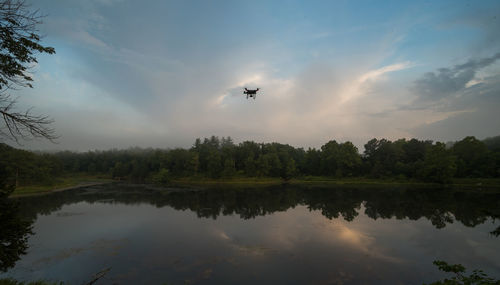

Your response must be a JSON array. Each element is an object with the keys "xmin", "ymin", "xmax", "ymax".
[
  {"xmin": 222, "ymin": 158, "xmax": 236, "ymax": 177},
  {"xmin": 0, "ymin": 0, "xmax": 56, "ymax": 142},
  {"xmin": 244, "ymin": 154, "xmax": 256, "ymax": 176},
  {"xmin": 0, "ymin": 195, "xmax": 33, "ymax": 272},
  {"xmin": 282, "ymin": 158, "xmax": 297, "ymax": 181},
  {"xmin": 319, "ymin": 140, "xmax": 361, "ymax": 177},
  {"xmin": 267, "ymin": 152, "xmax": 281, "ymax": 177},
  {"xmin": 418, "ymin": 143, "xmax": 456, "ymax": 183},
  {"xmin": 337, "ymin": 142, "xmax": 361, "ymax": 177},
  {"xmin": 483, "ymin": 135, "xmax": 500, "ymax": 152},
  {"xmin": 112, "ymin": 161, "xmax": 128, "ymax": 179},
  {"xmin": 452, "ymin": 136, "xmax": 493, "ymax": 177},
  {"xmin": 207, "ymin": 148, "xmax": 222, "ymax": 178},
  {"xmin": 320, "ymin": 140, "xmax": 340, "ymax": 175},
  {"xmin": 304, "ymin": 148, "xmax": 321, "ymax": 175},
  {"xmin": 256, "ymin": 154, "xmax": 271, "ymax": 177},
  {"xmin": 153, "ymin": 168, "xmax": 170, "ymax": 184},
  {"xmin": 186, "ymin": 152, "xmax": 199, "ymax": 175}
]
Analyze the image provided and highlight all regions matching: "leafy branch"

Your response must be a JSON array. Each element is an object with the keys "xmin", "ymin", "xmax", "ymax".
[
  {"xmin": 0, "ymin": 0, "xmax": 56, "ymax": 142},
  {"xmin": 425, "ymin": 260, "xmax": 499, "ymax": 285}
]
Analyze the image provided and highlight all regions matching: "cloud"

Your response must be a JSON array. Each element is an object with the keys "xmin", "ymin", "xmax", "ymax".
[
  {"xmin": 412, "ymin": 53, "xmax": 500, "ymax": 102},
  {"xmin": 409, "ymin": 73, "xmax": 500, "ymax": 141},
  {"xmin": 15, "ymin": 0, "xmax": 500, "ymax": 151},
  {"xmin": 358, "ymin": 62, "xmax": 412, "ymax": 83}
]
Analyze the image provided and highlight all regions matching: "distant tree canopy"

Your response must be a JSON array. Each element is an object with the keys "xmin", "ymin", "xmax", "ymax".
[
  {"xmin": 0, "ymin": 142, "xmax": 60, "ymax": 194},
  {"xmin": 1, "ymin": 135, "xmax": 499, "ymax": 193},
  {"xmin": 0, "ymin": 0, "xmax": 56, "ymax": 142}
]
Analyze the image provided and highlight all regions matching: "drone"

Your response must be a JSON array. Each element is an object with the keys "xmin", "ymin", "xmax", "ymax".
[{"xmin": 243, "ymin": 88, "xmax": 260, "ymax": 99}]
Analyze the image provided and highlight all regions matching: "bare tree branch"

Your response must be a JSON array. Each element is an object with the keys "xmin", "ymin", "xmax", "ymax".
[
  {"xmin": 0, "ymin": 0, "xmax": 56, "ymax": 143},
  {"xmin": 0, "ymin": 94, "xmax": 57, "ymax": 143}
]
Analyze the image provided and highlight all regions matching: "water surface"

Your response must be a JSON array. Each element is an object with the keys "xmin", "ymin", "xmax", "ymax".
[{"xmin": 1, "ymin": 184, "xmax": 499, "ymax": 284}]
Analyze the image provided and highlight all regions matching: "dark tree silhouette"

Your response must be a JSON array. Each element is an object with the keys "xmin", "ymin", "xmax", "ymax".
[
  {"xmin": 0, "ymin": 194, "xmax": 33, "ymax": 272},
  {"xmin": 0, "ymin": 0, "xmax": 56, "ymax": 142}
]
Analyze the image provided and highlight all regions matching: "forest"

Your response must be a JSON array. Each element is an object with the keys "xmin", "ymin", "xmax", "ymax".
[{"xmin": 1, "ymin": 135, "xmax": 500, "ymax": 192}]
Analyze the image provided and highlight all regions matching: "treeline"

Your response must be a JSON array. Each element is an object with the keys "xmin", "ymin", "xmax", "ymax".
[
  {"xmin": 1, "ymin": 135, "xmax": 500, "ymax": 189},
  {"xmin": 0, "ymin": 144, "xmax": 60, "ymax": 193}
]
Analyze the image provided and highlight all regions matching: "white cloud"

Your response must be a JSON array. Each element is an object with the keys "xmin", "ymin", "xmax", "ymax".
[{"xmin": 15, "ymin": 0, "xmax": 499, "ymax": 151}]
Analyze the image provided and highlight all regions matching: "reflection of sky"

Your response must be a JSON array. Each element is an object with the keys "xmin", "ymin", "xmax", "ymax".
[{"xmin": 2, "ymin": 203, "xmax": 500, "ymax": 284}]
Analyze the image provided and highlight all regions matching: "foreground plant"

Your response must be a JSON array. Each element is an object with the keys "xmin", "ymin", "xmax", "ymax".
[{"xmin": 426, "ymin": 260, "xmax": 499, "ymax": 285}]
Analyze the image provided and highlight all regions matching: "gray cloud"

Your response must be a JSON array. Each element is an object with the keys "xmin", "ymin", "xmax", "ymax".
[
  {"xmin": 410, "ymin": 103, "xmax": 500, "ymax": 142},
  {"xmin": 409, "ymin": 73, "xmax": 500, "ymax": 141},
  {"xmin": 412, "ymin": 52, "xmax": 500, "ymax": 102},
  {"xmin": 12, "ymin": 0, "xmax": 499, "ymax": 151}
]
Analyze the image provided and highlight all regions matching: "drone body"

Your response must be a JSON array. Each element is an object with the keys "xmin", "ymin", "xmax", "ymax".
[{"xmin": 244, "ymin": 88, "xmax": 260, "ymax": 99}]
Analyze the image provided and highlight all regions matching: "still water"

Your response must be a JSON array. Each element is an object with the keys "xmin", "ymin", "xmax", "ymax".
[{"xmin": 1, "ymin": 183, "xmax": 500, "ymax": 284}]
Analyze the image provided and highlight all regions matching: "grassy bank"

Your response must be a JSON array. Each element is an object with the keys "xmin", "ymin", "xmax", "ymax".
[
  {"xmin": 170, "ymin": 176, "xmax": 285, "ymax": 187},
  {"xmin": 169, "ymin": 176, "xmax": 418, "ymax": 187},
  {"xmin": 170, "ymin": 176, "xmax": 500, "ymax": 189},
  {"xmin": 10, "ymin": 173, "xmax": 112, "ymax": 197},
  {"xmin": 8, "ymin": 175, "xmax": 500, "ymax": 197}
]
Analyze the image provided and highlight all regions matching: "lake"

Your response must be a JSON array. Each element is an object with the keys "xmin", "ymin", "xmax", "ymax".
[{"xmin": 1, "ymin": 183, "xmax": 499, "ymax": 284}]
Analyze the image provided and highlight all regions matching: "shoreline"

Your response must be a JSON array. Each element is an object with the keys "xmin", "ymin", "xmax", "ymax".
[
  {"xmin": 9, "ymin": 181, "xmax": 112, "ymax": 198},
  {"xmin": 9, "ymin": 177, "xmax": 500, "ymax": 198}
]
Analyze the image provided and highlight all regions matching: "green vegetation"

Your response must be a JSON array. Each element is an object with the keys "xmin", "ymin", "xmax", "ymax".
[
  {"xmin": 2, "ymin": 135, "xmax": 500, "ymax": 196},
  {"xmin": 0, "ymin": 0, "xmax": 56, "ymax": 142},
  {"xmin": 425, "ymin": 260, "xmax": 499, "ymax": 285},
  {"xmin": 0, "ymin": 144, "xmax": 111, "ymax": 197},
  {"xmin": 0, "ymin": 194, "xmax": 32, "ymax": 272},
  {"xmin": 11, "ymin": 173, "xmax": 111, "ymax": 197}
]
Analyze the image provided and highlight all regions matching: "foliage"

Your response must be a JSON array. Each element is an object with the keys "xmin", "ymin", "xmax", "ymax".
[
  {"xmin": 11, "ymin": 173, "xmax": 110, "ymax": 196},
  {"xmin": 0, "ymin": 0, "xmax": 56, "ymax": 142},
  {"xmin": 452, "ymin": 136, "xmax": 495, "ymax": 177},
  {"xmin": 222, "ymin": 158, "xmax": 236, "ymax": 177},
  {"xmin": 281, "ymin": 157, "xmax": 296, "ymax": 181},
  {"xmin": 0, "ymin": 153, "xmax": 15, "ymax": 195},
  {"xmin": 0, "ymin": 143, "xmax": 60, "ymax": 194},
  {"xmin": 0, "ymin": 195, "xmax": 33, "ymax": 272},
  {"xmin": 425, "ymin": 260, "xmax": 499, "ymax": 285},
  {"xmin": 152, "ymin": 168, "xmax": 170, "ymax": 185},
  {"xmin": 483, "ymin": 135, "xmax": 500, "ymax": 152},
  {"xmin": 1, "ymin": 135, "xmax": 499, "ymax": 189},
  {"xmin": 418, "ymin": 143, "xmax": 456, "ymax": 183}
]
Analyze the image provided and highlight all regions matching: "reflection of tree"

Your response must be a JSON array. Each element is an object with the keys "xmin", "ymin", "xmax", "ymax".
[
  {"xmin": 0, "ymin": 194, "xmax": 33, "ymax": 272},
  {"xmin": 306, "ymin": 188, "xmax": 361, "ymax": 221},
  {"xmin": 491, "ymin": 226, "xmax": 500, "ymax": 237},
  {"xmin": 14, "ymin": 184, "xmax": 500, "ymax": 233}
]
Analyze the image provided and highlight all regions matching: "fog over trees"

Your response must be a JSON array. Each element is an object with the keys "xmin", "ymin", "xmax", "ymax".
[{"xmin": 1, "ymin": 135, "xmax": 499, "ymax": 194}]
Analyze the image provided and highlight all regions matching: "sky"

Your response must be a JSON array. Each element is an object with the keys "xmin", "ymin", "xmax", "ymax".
[{"xmin": 7, "ymin": 0, "xmax": 500, "ymax": 151}]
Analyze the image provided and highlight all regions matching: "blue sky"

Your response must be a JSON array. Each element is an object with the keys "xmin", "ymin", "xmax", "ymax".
[{"xmin": 11, "ymin": 0, "xmax": 500, "ymax": 150}]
